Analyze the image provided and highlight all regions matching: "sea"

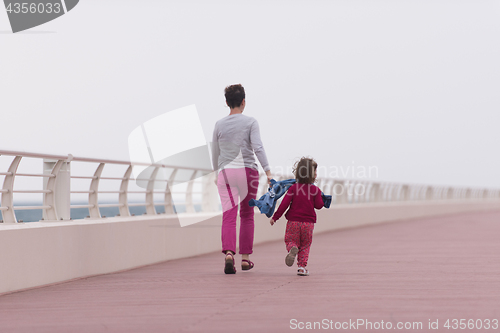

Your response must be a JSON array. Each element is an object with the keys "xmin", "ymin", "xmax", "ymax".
[{"xmin": 6, "ymin": 203, "xmax": 203, "ymax": 223}]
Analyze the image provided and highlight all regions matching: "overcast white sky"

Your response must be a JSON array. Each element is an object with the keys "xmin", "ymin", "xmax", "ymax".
[{"xmin": 1, "ymin": 0, "xmax": 499, "ymax": 189}]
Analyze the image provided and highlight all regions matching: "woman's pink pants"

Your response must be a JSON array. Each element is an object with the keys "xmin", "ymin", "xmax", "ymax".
[{"xmin": 217, "ymin": 167, "xmax": 259, "ymax": 255}]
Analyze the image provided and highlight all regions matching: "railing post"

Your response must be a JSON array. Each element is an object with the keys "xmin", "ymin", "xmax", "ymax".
[
  {"xmin": 146, "ymin": 166, "xmax": 159, "ymax": 215},
  {"xmin": 43, "ymin": 159, "xmax": 70, "ymax": 221},
  {"xmin": 439, "ymin": 187, "xmax": 446, "ymax": 200},
  {"xmin": 446, "ymin": 187, "xmax": 454, "ymax": 200},
  {"xmin": 443, "ymin": 187, "xmax": 449, "ymax": 200},
  {"xmin": 386, "ymin": 183, "xmax": 392, "ymax": 201},
  {"xmin": 425, "ymin": 186, "xmax": 433, "ymax": 200},
  {"xmin": 88, "ymin": 163, "xmax": 105, "ymax": 219},
  {"xmin": 376, "ymin": 183, "xmax": 385, "ymax": 202},
  {"xmin": 401, "ymin": 185, "xmax": 409, "ymax": 201},
  {"xmin": 1, "ymin": 156, "xmax": 22, "ymax": 223},
  {"xmin": 419, "ymin": 185, "xmax": 427, "ymax": 200},
  {"xmin": 355, "ymin": 181, "xmax": 366, "ymax": 203},
  {"xmin": 381, "ymin": 183, "xmax": 388, "ymax": 201},
  {"xmin": 366, "ymin": 182, "xmax": 373, "ymax": 202},
  {"xmin": 118, "ymin": 165, "xmax": 133, "ymax": 217},
  {"xmin": 345, "ymin": 180, "xmax": 352, "ymax": 203},
  {"xmin": 434, "ymin": 186, "xmax": 441, "ymax": 200},
  {"xmin": 370, "ymin": 182, "xmax": 380, "ymax": 202},
  {"xmin": 390, "ymin": 183, "xmax": 399, "ymax": 201},
  {"xmin": 164, "ymin": 168, "xmax": 178, "ymax": 214},
  {"xmin": 333, "ymin": 180, "xmax": 347, "ymax": 204}
]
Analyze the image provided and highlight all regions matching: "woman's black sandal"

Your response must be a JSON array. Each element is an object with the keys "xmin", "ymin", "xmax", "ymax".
[{"xmin": 224, "ymin": 253, "xmax": 236, "ymax": 274}]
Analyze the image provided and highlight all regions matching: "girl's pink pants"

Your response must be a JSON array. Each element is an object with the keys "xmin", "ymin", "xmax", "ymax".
[{"xmin": 285, "ymin": 221, "xmax": 315, "ymax": 267}]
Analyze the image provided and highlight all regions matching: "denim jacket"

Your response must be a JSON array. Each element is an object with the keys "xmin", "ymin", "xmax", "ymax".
[{"xmin": 249, "ymin": 178, "xmax": 332, "ymax": 217}]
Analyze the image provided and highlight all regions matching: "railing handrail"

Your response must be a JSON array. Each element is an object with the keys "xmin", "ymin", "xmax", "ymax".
[{"xmin": 0, "ymin": 149, "xmax": 212, "ymax": 172}]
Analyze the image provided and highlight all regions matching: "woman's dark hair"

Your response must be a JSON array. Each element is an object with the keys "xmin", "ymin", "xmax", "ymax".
[
  {"xmin": 293, "ymin": 157, "xmax": 318, "ymax": 184},
  {"xmin": 224, "ymin": 84, "xmax": 245, "ymax": 109}
]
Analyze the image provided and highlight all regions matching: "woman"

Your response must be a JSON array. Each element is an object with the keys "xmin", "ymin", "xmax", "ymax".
[{"xmin": 212, "ymin": 84, "xmax": 272, "ymax": 274}]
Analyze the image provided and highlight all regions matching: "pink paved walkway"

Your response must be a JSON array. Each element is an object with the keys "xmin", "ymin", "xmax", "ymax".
[{"xmin": 1, "ymin": 210, "xmax": 500, "ymax": 333}]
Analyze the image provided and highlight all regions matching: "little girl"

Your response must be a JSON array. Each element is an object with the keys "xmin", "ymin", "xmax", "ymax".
[{"xmin": 270, "ymin": 157, "xmax": 324, "ymax": 276}]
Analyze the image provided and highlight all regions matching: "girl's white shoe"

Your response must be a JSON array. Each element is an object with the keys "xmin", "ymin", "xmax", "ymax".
[{"xmin": 297, "ymin": 267, "xmax": 309, "ymax": 276}]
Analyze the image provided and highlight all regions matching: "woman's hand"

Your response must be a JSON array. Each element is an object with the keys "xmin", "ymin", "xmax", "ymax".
[
  {"xmin": 266, "ymin": 170, "xmax": 272, "ymax": 184},
  {"xmin": 270, "ymin": 219, "xmax": 276, "ymax": 226}
]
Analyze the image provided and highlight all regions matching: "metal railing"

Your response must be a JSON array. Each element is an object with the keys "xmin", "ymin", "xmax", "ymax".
[
  {"xmin": 263, "ymin": 174, "xmax": 499, "ymax": 205},
  {"xmin": 1, "ymin": 149, "xmax": 499, "ymax": 224},
  {"xmin": 0, "ymin": 150, "xmax": 217, "ymax": 223},
  {"xmin": 310, "ymin": 177, "xmax": 500, "ymax": 204}
]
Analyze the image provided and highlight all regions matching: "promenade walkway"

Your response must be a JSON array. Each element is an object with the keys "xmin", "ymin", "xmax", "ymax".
[{"xmin": 1, "ymin": 210, "xmax": 499, "ymax": 333}]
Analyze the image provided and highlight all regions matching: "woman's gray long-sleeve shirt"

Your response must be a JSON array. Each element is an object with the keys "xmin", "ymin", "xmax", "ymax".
[{"xmin": 211, "ymin": 114, "xmax": 270, "ymax": 172}]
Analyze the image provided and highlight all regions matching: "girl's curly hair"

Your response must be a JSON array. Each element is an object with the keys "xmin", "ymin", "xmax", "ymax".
[{"xmin": 292, "ymin": 157, "xmax": 318, "ymax": 184}]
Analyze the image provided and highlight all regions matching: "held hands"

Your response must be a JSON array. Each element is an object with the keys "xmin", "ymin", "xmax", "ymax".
[{"xmin": 270, "ymin": 219, "xmax": 276, "ymax": 226}]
